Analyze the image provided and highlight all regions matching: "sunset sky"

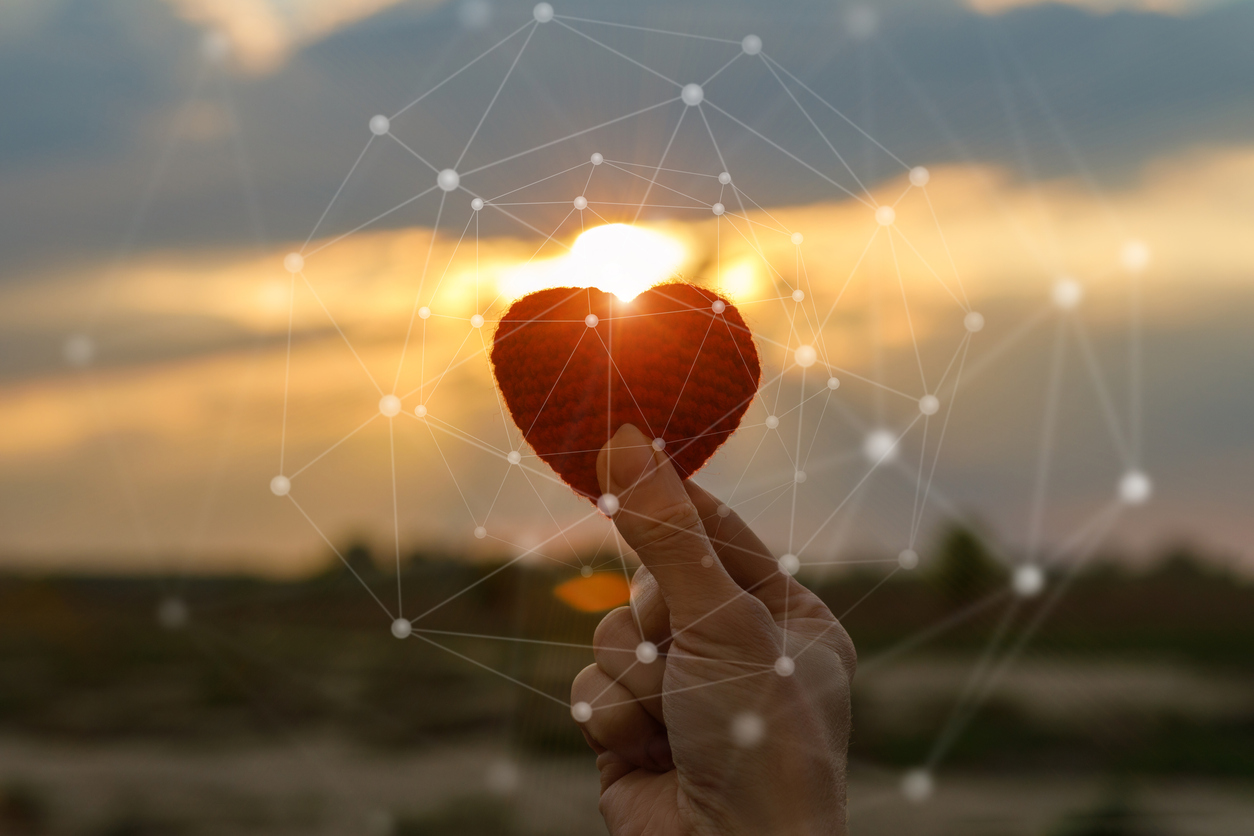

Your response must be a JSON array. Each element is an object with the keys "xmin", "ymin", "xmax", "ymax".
[{"xmin": 1, "ymin": 0, "xmax": 1251, "ymax": 575}]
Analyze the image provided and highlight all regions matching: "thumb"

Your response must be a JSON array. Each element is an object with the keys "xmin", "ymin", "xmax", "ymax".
[{"xmin": 597, "ymin": 424, "xmax": 741, "ymax": 625}]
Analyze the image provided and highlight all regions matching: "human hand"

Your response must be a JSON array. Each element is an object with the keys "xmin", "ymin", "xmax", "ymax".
[{"xmin": 571, "ymin": 424, "xmax": 856, "ymax": 836}]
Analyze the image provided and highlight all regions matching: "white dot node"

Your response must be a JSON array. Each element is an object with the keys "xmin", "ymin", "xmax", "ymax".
[
  {"xmin": 590, "ymin": 152, "xmax": 604, "ymax": 165},
  {"xmin": 1012, "ymin": 564, "xmax": 1045, "ymax": 598},
  {"xmin": 792, "ymin": 288, "xmax": 805, "ymax": 302},
  {"xmin": 474, "ymin": 525, "xmax": 487, "ymax": 539},
  {"xmin": 485, "ymin": 759, "xmax": 519, "ymax": 796},
  {"xmin": 827, "ymin": 376, "xmax": 841, "ymax": 390},
  {"xmin": 791, "ymin": 232, "xmax": 804, "ymax": 245},
  {"xmin": 1121, "ymin": 239, "xmax": 1151, "ymax": 273},
  {"xmin": 391, "ymin": 618, "xmax": 412, "ymax": 638},
  {"xmin": 964, "ymin": 311, "xmax": 985, "ymax": 332},
  {"xmin": 572, "ymin": 195, "xmax": 588, "ymax": 210},
  {"xmin": 379, "ymin": 394, "xmax": 402, "ymax": 417},
  {"xmin": 919, "ymin": 394, "xmax": 940, "ymax": 415},
  {"xmin": 795, "ymin": 344, "xmax": 817, "ymax": 368},
  {"xmin": 741, "ymin": 34, "xmax": 762, "ymax": 55},
  {"xmin": 711, "ymin": 299, "xmax": 726, "ymax": 315},
  {"xmin": 414, "ymin": 404, "xmax": 428, "ymax": 418},
  {"xmin": 681, "ymin": 83, "xmax": 704, "ymax": 106},
  {"xmin": 716, "ymin": 503, "xmax": 732, "ymax": 518},
  {"xmin": 369, "ymin": 114, "xmax": 390, "ymax": 135},
  {"xmin": 718, "ymin": 171, "xmax": 732, "ymax": 185},
  {"xmin": 1052, "ymin": 277, "xmax": 1083, "ymax": 309},
  {"xmin": 651, "ymin": 437, "xmax": 666, "ymax": 451},
  {"xmin": 584, "ymin": 313, "xmax": 598, "ymax": 328},
  {"xmin": 418, "ymin": 306, "xmax": 431, "ymax": 319},
  {"xmin": 597, "ymin": 493, "xmax": 620, "ymax": 516},
  {"xmin": 157, "ymin": 597, "xmax": 188, "ymax": 630},
  {"xmin": 283, "ymin": 252, "xmax": 304, "ymax": 273},
  {"xmin": 571, "ymin": 701, "xmax": 592, "ymax": 722},
  {"xmin": 1119, "ymin": 470, "xmax": 1152, "ymax": 505},
  {"xmin": 863, "ymin": 430, "xmax": 897, "ymax": 463},
  {"xmin": 765, "ymin": 415, "xmax": 780, "ymax": 430},
  {"xmin": 507, "ymin": 450, "xmax": 521, "ymax": 465},
  {"xmin": 794, "ymin": 470, "xmax": 807, "ymax": 484},
  {"xmin": 470, "ymin": 197, "xmax": 484, "ymax": 211},
  {"xmin": 902, "ymin": 768, "xmax": 933, "ymax": 803},
  {"xmin": 774, "ymin": 656, "xmax": 796, "ymax": 676},
  {"xmin": 701, "ymin": 554, "xmax": 715, "ymax": 568},
  {"xmin": 458, "ymin": 0, "xmax": 492, "ymax": 30},
  {"xmin": 779, "ymin": 553, "xmax": 800, "ymax": 575},
  {"xmin": 437, "ymin": 168, "xmax": 460, "ymax": 192},
  {"xmin": 270, "ymin": 475, "xmax": 291, "ymax": 496},
  {"xmin": 731, "ymin": 712, "xmax": 766, "ymax": 747},
  {"xmin": 875, "ymin": 205, "xmax": 896, "ymax": 226},
  {"xmin": 898, "ymin": 549, "xmax": 919, "ymax": 570},
  {"xmin": 533, "ymin": 2, "xmax": 554, "ymax": 23},
  {"xmin": 909, "ymin": 166, "xmax": 930, "ymax": 187},
  {"xmin": 847, "ymin": 5, "xmax": 879, "ymax": 39},
  {"xmin": 712, "ymin": 202, "xmax": 725, "ymax": 216},
  {"xmin": 470, "ymin": 314, "xmax": 485, "ymax": 328},
  {"xmin": 580, "ymin": 564, "xmax": 593, "ymax": 577},
  {"xmin": 636, "ymin": 641, "xmax": 658, "ymax": 664},
  {"xmin": 63, "ymin": 334, "xmax": 95, "ymax": 367}
]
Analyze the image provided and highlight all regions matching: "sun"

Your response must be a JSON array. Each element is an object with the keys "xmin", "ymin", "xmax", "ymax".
[{"xmin": 498, "ymin": 223, "xmax": 687, "ymax": 302}]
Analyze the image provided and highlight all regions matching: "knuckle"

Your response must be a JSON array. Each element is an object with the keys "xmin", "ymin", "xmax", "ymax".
[{"xmin": 628, "ymin": 497, "xmax": 706, "ymax": 556}]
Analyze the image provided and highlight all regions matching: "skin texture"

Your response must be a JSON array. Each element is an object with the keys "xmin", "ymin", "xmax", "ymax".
[{"xmin": 571, "ymin": 424, "xmax": 856, "ymax": 836}]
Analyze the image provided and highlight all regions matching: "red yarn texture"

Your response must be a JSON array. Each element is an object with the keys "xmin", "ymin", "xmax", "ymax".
[{"xmin": 490, "ymin": 283, "xmax": 761, "ymax": 502}]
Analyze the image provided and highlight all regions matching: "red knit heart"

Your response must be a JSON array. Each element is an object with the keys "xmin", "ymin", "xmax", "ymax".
[{"xmin": 490, "ymin": 283, "xmax": 761, "ymax": 502}]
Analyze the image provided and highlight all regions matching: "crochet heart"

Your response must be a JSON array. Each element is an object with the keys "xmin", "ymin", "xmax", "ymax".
[{"xmin": 491, "ymin": 283, "xmax": 761, "ymax": 502}]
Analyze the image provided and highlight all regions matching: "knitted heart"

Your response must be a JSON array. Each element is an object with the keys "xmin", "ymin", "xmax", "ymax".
[{"xmin": 490, "ymin": 283, "xmax": 761, "ymax": 502}]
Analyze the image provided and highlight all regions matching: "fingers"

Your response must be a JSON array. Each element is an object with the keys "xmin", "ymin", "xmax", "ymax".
[
  {"xmin": 571, "ymin": 663, "xmax": 673, "ymax": 772},
  {"xmin": 597, "ymin": 424, "xmax": 743, "ymax": 626},
  {"xmin": 593, "ymin": 606, "xmax": 666, "ymax": 722}
]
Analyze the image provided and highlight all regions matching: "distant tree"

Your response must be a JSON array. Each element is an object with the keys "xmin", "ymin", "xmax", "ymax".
[
  {"xmin": 930, "ymin": 524, "xmax": 1006, "ymax": 604},
  {"xmin": 339, "ymin": 539, "xmax": 377, "ymax": 578}
]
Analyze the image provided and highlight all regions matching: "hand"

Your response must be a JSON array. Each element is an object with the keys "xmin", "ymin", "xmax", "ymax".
[{"xmin": 571, "ymin": 424, "xmax": 856, "ymax": 836}]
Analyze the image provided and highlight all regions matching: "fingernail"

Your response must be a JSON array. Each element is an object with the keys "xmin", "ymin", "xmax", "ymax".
[
  {"xmin": 597, "ymin": 424, "xmax": 657, "ymax": 496},
  {"xmin": 647, "ymin": 734, "xmax": 673, "ymax": 771}
]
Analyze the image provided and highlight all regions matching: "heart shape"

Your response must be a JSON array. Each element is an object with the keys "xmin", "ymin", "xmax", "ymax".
[{"xmin": 490, "ymin": 282, "xmax": 761, "ymax": 501}]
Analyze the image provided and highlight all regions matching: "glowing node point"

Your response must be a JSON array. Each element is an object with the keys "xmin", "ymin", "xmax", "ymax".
[
  {"xmin": 414, "ymin": 404, "xmax": 427, "ymax": 418},
  {"xmin": 584, "ymin": 314, "xmax": 598, "ymax": 328},
  {"xmin": 827, "ymin": 376, "xmax": 841, "ymax": 390},
  {"xmin": 718, "ymin": 171, "xmax": 732, "ymax": 185},
  {"xmin": 507, "ymin": 450, "xmax": 521, "ymax": 465},
  {"xmin": 681, "ymin": 83, "xmax": 704, "ymax": 106},
  {"xmin": 898, "ymin": 549, "xmax": 919, "ymax": 570},
  {"xmin": 570, "ymin": 701, "xmax": 593, "ymax": 723},
  {"xmin": 533, "ymin": 2, "xmax": 554, "ymax": 23},
  {"xmin": 774, "ymin": 656, "xmax": 796, "ymax": 676},
  {"xmin": 1121, "ymin": 239, "xmax": 1151, "ymax": 273},
  {"xmin": 712, "ymin": 202, "xmax": 725, "ymax": 216},
  {"xmin": 157, "ymin": 597, "xmax": 188, "ymax": 630},
  {"xmin": 63, "ymin": 334, "xmax": 95, "ymax": 367},
  {"xmin": 283, "ymin": 252, "xmax": 304, "ymax": 273},
  {"xmin": 863, "ymin": 430, "xmax": 897, "ymax": 463},
  {"xmin": 779, "ymin": 553, "xmax": 800, "ymax": 575},
  {"xmin": 964, "ymin": 311, "xmax": 985, "ymax": 332},
  {"xmin": 470, "ymin": 314, "xmax": 485, "ymax": 328},
  {"xmin": 919, "ymin": 395, "xmax": 940, "ymax": 415},
  {"xmin": 636, "ymin": 641, "xmax": 658, "ymax": 664},
  {"xmin": 792, "ymin": 289, "xmax": 806, "ymax": 303},
  {"xmin": 474, "ymin": 525, "xmax": 487, "ymax": 539},
  {"xmin": 791, "ymin": 232, "xmax": 804, "ymax": 245},
  {"xmin": 1119, "ymin": 470, "xmax": 1152, "ymax": 505},
  {"xmin": 1013, "ymin": 564, "xmax": 1045, "ymax": 598},
  {"xmin": 597, "ymin": 493, "xmax": 620, "ymax": 516},
  {"xmin": 379, "ymin": 394, "xmax": 401, "ymax": 417},
  {"xmin": 471, "ymin": 197, "xmax": 484, "ymax": 211},
  {"xmin": 711, "ymin": 299, "xmax": 726, "ymax": 314},
  {"xmin": 485, "ymin": 759, "xmax": 519, "ymax": 796},
  {"xmin": 573, "ymin": 195, "xmax": 588, "ymax": 210},
  {"xmin": 701, "ymin": 554, "xmax": 715, "ymax": 568},
  {"xmin": 716, "ymin": 503, "xmax": 732, "ymax": 518},
  {"xmin": 369, "ymin": 115, "xmax": 390, "ymax": 135},
  {"xmin": 795, "ymin": 345, "xmax": 817, "ymax": 368},
  {"xmin": 1052, "ymin": 277, "xmax": 1083, "ymax": 309},
  {"xmin": 391, "ymin": 618, "xmax": 412, "ymax": 638},
  {"xmin": 765, "ymin": 415, "xmax": 780, "ymax": 430},
  {"xmin": 875, "ymin": 205, "xmax": 896, "ymax": 226},
  {"xmin": 794, "ymin": 470, "xmax": 807, "ymax": 484},
  {"xmin": 580, "ymin": 564, "xmax": 593, "ymax": 577},
  {"xmin": 437, "ymin": 168, "xmax": 460, "ymax": 192},
  {"xmin": 651, "ymin": 437, "xmax": 666, "ymax": 451},
  {"xmin": 731, "ymin": 712, "xmax": 765, "ymax": 747},
  {"xmin": 590, "ymin": 152, "xmax": 604, "ymax": 165},
  {"xmin": 902, "ymin": 768, "xmax": 933, "ymax": 803},
  {"xmin": 418, "ymin": 306, "xmax": 431, "ymax": 320},
  {"xmin": 270, "ymin": 475, "xmax": 291, "ymax": 496},
  {"xmin": 909, "ymin": 166, "xmax": 930, "ymax": 187},
  {"xmin": 741, "ymin": 34, "xmax": 762, "ymax": 55}
]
